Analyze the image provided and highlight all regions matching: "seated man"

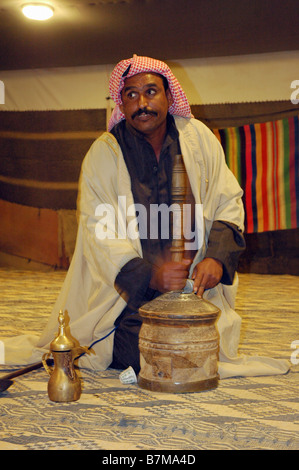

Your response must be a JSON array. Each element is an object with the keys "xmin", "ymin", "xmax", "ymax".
[
  {"xmin": 3, "ymin": 55, "xmax": 289, "ymax": 379},
  {"xmin": 107, "ymin": 56, "xmax": 246, "ymax": 373}
]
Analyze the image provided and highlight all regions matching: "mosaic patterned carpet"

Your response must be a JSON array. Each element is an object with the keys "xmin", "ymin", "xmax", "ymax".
[{"xmin": 0, "ymin": 269, "xmax": 298, "ymax": 451}]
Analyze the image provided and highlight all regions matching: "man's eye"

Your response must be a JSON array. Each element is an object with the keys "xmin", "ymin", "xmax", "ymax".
[
  {"xmin": 147, "ymin": 88, "xmax": 157, "ymax": 96},
  {"xmin": 126, "ymin": 91, "xmax": 137, "ymax": 99}
]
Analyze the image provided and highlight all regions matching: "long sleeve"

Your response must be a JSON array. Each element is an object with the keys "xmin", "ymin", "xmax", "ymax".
[
  {"xmin": 114, "ymin": 257, "xmax": 156, "ymax": 311},
  {"xmin": 205, "ymin": 220, "xmax": 246, "ymax": 284}
]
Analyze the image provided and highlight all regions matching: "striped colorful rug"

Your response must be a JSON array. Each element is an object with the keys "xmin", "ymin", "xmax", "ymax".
[{"xmin": 214, "ymin": 115, "xmax": 299, "ymax": 233}]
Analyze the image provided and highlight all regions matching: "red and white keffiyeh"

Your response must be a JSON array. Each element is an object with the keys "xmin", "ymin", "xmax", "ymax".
[{"xmin": 108, "ymin": 54, "xmax": 192, "ymax": 131}]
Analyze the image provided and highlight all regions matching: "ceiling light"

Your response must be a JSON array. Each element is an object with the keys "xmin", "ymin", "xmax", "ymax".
[{"xmin": 22, "ymin": 3, "xmax": 54, "ymax": 21}]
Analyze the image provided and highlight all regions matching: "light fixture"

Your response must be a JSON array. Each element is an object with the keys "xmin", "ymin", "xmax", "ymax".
[{"xmin": 22, "ymin": 3, "xmax": 54, "ymax": 21}]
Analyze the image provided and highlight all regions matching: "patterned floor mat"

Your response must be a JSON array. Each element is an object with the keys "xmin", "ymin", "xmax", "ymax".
[{"xmin": 0, "ymin": 269, "xmax": 298, "ymax": 450}]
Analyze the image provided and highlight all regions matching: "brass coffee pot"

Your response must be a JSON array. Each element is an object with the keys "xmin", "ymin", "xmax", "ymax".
[{"xmin": 42, "ymin": 310, "xmax": 88, "ymax": 402}]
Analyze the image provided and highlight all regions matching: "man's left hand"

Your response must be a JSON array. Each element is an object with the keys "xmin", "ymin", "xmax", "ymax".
[{"xmin": 191, "ymin": 258, "xmax": 223, "ymax": 297}]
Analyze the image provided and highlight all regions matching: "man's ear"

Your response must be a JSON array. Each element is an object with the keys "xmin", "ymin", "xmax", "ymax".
[{"xmin": 166, "ymin": 89, "xmax": 174, "ymax": 108}]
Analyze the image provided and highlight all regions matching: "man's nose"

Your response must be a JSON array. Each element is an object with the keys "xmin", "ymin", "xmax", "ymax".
[{"xmin": 138, "ymin": 93, "xmax": 148, "ymax": 108}]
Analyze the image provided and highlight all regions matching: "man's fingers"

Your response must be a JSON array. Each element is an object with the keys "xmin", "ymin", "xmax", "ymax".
[
  {"xmin": 182, "ymin": 258, "xmax": 192, "ymax": 266},
  {"xmin": 193, "ymin": 274, "xmax": 206, "ymax": 297},
  {"xmin": 192, "ymin": 267, "xmax": 204, "ymax": 293},
  {"xmin": 191, "ymin": 258, "xmax": 223, "ymax": 297},
  {"xmin": 151, "ymin": 259, "xmax": 192, "ymax": 292},
  {"xmin": 196, "ymin": 284, "xmax": 205, "ymax": 297},
  {"xmin": 171, "ymin": 259, "xmax": 192, "ymax": 271}
]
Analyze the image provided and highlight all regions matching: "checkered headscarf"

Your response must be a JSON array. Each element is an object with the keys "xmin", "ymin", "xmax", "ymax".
[{"xmin": 108, "ymin": 54, "xmax": 192, "ymax": 131}]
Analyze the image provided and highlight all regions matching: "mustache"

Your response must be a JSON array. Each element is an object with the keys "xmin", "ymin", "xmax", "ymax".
[{"xmin": 132, "ymin": 108, "xmax": 157, "ymax": 119}]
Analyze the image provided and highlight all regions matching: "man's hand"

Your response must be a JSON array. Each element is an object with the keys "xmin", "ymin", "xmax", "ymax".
[
  {"xmin": 150, "ymin": 259, "xmax": 192, "ymax": 293},
  {"xmin": 191, "ymin": 257, "xmax": 223, "ymax": 297}
]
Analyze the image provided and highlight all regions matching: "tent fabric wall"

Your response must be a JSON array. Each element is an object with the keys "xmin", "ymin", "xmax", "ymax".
[
  {"xmin": 0, "ymin": 109, "xmax": 104, "ymax": 268},
  {"xmin": 1, "ymin": 51, "xmax": 299, "ymax": 111}
]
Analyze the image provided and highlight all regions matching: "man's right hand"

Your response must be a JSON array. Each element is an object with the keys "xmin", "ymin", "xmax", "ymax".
[{"xmin": 149, "ymin": 259, "xmax": 192, "ymax": 293}]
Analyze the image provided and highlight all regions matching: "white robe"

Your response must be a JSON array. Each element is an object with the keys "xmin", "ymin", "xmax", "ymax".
[{"xmin": 3, "ymin": 117, "xmax": 290, "ymax": 378}]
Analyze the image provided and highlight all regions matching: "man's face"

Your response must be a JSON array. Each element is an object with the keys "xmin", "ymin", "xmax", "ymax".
[{"xmin": 119, "ymin": 72, "xmax": 173, "ymax": 137}]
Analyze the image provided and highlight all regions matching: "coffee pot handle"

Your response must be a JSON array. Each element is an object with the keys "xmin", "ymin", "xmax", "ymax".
[{"xmin": 42, "ymin": 352, "xmax": 53, "ymax": 376}]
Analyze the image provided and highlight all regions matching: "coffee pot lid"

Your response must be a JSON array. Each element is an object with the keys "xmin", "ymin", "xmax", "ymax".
[{"xmin": 50, "ymin": 310, "xmax": 75, "ymax": 352}]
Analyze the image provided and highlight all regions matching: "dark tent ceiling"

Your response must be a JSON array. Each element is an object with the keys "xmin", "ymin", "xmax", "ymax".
[{"xmin": 1, "ymin": 0, "xmax": 298, "ymax": 71}]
